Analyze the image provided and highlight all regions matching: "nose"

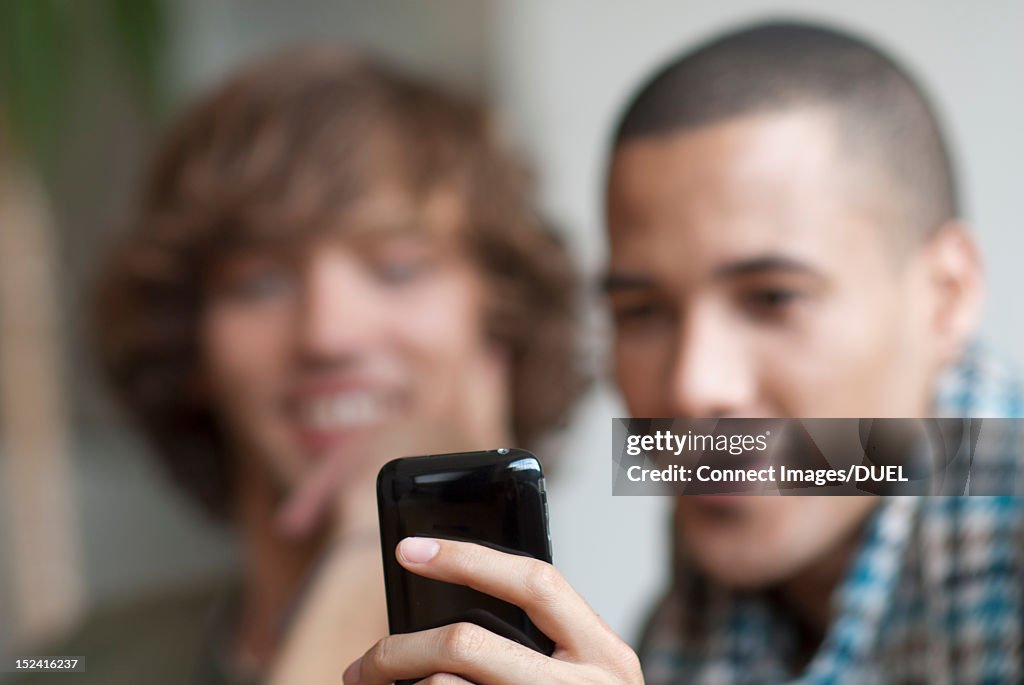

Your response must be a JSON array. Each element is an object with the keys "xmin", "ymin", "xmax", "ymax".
[
  {"xmin": 667, "ymin": 303, "xmax": 756, "ymax": 417},
  {"xmin": 296, "ymin": 251, "xmax": 379, "ymax": 363}
]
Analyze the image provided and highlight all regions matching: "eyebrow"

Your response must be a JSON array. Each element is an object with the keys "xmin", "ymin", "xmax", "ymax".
[
  {"xmin": 712, "ymin": 255, "xmax": 823, "ymax": 280},
  {"xmin": 600, "ymin": 254, "xmax": 824, "ymax": 293}
]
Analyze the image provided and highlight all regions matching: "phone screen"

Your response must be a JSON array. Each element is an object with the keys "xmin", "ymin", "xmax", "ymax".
[{"xmin": 377, "ymin": 449, "xmax": 555, "ymax": 658}]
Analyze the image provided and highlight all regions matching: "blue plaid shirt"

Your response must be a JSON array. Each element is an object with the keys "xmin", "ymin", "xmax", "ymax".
[{"xmin": 639, "ymin": 344, "xmax": 1024, "ymax": 684}]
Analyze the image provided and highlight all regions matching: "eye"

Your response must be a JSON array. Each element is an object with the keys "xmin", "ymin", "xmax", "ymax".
[
  {"xmin": 751, "ymin": 288, "xmax": 800, "ymax": 306},
  {"xmin": 612, "ymin": 299, "xmax": 676, "ymax": 330},
  {"xmin": 374, "ymin": 257, "xmax": 432, "ymax": 285},
  {"xmin": 369, "ymin": 239, "xmax": 445, "ymax": 286},
  {"xmin": 742, "ymin": 287, "xmax": 805, "ymax": 320},
  {"xmin": 228, "ymin": 270, "xmax": 294, "ymax": 300},
  {"xmin": 211, "ymin": 258, "xmax": 296, "ymax": 303}
]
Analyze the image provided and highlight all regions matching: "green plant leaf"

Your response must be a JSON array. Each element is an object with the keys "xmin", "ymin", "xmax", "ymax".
[
  {"xmin": 104, "ymin": 0, "xmax": 168, "ymax": 118},
  {"xmin": 0, "ymin": 0, "xmax": 72, "ymax": 171}
]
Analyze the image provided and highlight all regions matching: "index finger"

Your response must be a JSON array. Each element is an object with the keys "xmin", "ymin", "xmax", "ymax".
[{"xmin": 395, "ymin": 537, "xmax": 618, "ymax": 658}]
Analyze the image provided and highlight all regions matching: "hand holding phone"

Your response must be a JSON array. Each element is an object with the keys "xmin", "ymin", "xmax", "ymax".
[
  {"xmin": 364, "ymin": 448, "xmax": 643, "ymax": 685},
  {"xmin": 346, "ymin": 536, "xmax": 644, "ymax": 685}
]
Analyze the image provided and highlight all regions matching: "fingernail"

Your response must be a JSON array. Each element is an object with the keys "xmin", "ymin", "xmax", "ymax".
[
  {"xmin": 342, "ymin": 659, "xmax": 361, "ymax": 684},
  {"xmin": 399, "ymin": 537, "xmax": 440, "ymax": 563}
]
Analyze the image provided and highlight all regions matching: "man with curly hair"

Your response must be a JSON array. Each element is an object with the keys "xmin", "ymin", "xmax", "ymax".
[{"xmin": 15, "ymin": 47, "xmax": 585, "ymax": 685}]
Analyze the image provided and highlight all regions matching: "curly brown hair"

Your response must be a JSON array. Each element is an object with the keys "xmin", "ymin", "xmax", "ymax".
[{"xmin": 93, "ymin": 47, "xmax": 585, "ymax": 518}]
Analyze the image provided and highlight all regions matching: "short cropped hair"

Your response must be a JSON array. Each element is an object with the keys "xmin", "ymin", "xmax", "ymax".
[
  {"xmin": 613, "ymin": 21, "xmax": 958, "ymax": 240},
  {"xmin": 94, "ymin": 47, "xmax": 585, "ymax": 517}
]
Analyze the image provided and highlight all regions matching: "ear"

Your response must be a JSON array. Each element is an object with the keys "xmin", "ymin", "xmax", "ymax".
[{"xmin": 921, "ymin": 221, "xmax": 985, "ymax": 367}]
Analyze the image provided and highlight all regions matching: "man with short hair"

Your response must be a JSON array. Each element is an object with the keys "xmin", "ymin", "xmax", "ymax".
[{"xmin": 346, "ymin": 21, "xmax": 1023, "ymax": 684}]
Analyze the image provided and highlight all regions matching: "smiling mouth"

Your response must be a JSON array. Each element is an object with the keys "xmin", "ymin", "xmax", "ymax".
[
  {"xmin": 290, "ymin": 390, "xmax": 401, "ymax": 452},
  {"xmin": 302, "ymin": 392, "xmax": 385, "ymax": 428}
]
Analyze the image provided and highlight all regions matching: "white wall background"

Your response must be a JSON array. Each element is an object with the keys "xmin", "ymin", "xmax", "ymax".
[{"xmin": 3, "ymin": 0, "xmax": 1017, "ymax": 658}]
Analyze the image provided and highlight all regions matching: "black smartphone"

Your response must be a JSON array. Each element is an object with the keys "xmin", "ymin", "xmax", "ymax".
[{"xmin": 376, "ymin": 447, "xmax": 555, "ymax": 667}]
